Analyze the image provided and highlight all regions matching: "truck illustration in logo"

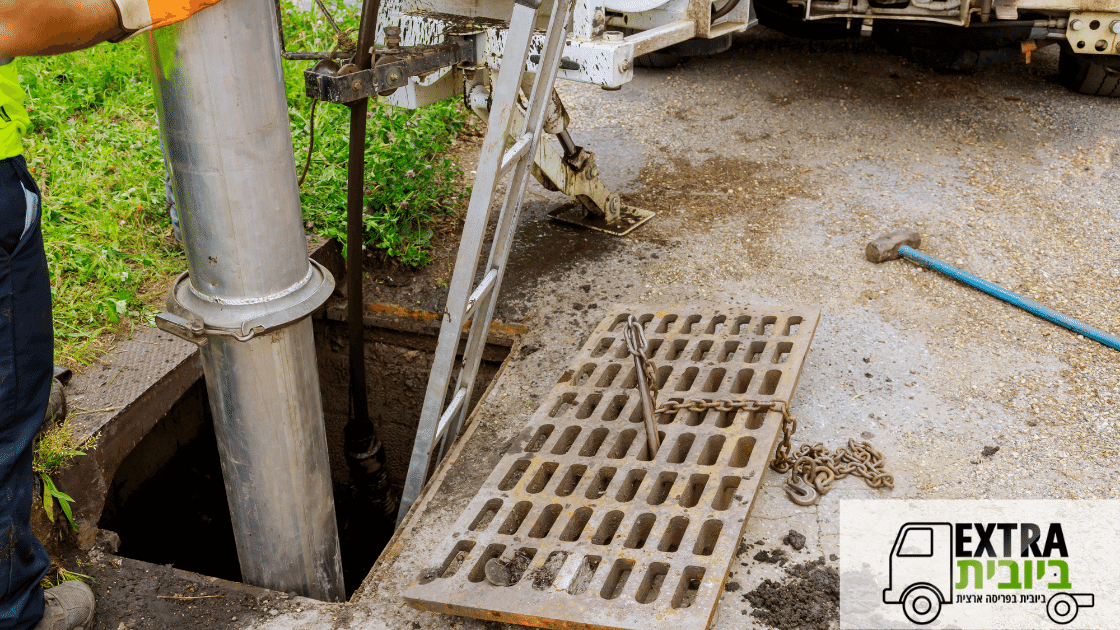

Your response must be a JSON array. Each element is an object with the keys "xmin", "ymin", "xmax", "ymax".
[{"xmin": 881, "ymin": 522, "xmax": 1094, "ymax": 625}]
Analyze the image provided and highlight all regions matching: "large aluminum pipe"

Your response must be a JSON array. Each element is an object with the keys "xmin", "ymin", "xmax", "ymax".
[{"xmin": 146, "ymin": 0, "xmax": 345, "ymax": 602}]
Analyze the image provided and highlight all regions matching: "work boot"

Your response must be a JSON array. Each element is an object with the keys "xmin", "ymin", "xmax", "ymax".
[{"xmin": 34, "ymin": 581, "xmax": 95, "ymax": 630}]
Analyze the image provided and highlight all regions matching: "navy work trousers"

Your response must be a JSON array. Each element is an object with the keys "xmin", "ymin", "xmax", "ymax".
[{"xmin": 0, "ymin": 155, "xmax": 52, "ymax": 629}]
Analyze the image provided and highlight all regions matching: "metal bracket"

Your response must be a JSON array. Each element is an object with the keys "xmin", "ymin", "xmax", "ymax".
[
  {"xmin": 1067, "ymin": 13, "xmax": 1120, "ymax": 56},
  {"xmin": 156, "ymin": 259, "xmax": 335, "ymax": 344},
  {"xmin": 304, "ymin": 38, "xmax": 477, "ymax": 103}
]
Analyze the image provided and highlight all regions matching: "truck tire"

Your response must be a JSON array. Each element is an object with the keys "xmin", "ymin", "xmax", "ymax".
[
  {"xmin": 902, "ymin": 585, "xmax": 942, "ymax": 625},
  {"xmin": 1059, "ymin": 47, "xmax": 1120, "ymax": 97}
]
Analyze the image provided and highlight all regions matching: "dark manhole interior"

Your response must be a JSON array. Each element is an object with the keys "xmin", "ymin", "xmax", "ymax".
[{"xmin": 98, "ymin": 317, "xmax": 509, "ymax": 598}]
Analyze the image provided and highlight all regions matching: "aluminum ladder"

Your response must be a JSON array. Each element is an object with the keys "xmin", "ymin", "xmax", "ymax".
[{"xmin": 397, "ymin": 0, "xmax": 577, "ymax": 524}]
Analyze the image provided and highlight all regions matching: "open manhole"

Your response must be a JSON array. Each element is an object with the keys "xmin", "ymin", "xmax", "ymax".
[{"xmin": 95, "ymin": 304, "xmax": 517, "ymax": 598}]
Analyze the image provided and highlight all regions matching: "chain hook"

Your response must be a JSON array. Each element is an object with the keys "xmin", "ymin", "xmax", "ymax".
[{"xmin": 784, "ymin": 475, "xmax": 819, "ymax": 506}]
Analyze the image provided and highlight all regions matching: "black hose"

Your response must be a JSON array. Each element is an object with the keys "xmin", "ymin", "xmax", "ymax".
[{"xmin": 711, "ymin": 0, "xmax": 741, "ymax": 22}]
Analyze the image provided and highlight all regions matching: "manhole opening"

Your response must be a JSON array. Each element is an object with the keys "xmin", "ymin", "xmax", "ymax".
[{"xmin": 98, "ymin": 314, "xmax": 511, "ymax": 598}]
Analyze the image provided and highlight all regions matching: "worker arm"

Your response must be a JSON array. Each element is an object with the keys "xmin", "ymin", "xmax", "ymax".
[{"xmin": 0, "ymin": 0, "xmax": 223, "ymax": 58}]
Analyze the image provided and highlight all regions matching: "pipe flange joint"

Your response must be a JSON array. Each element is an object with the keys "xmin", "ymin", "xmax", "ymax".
[{"xmin": 156, "ymin": 260, "xmax": 335, "ymax": 344}]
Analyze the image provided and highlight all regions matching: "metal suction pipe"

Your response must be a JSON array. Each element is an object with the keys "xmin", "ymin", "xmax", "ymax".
[{"xmin": 146, "ymin": 0, "xmax": 345, "ymax": 602}]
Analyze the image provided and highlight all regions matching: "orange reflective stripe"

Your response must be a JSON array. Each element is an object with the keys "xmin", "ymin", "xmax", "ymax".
[{"xmin": 147, "ymin": 0, "xmax": 225, "ymax": 29}]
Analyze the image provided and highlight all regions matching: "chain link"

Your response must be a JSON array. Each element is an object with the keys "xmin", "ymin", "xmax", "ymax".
[{"xmin": 622, "ymin": 316, "xmax": 659, "ymax": 405}]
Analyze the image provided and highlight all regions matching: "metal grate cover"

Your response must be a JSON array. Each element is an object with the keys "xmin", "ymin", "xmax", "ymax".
[{"xmin": 404, "ymin": 304, "xmax": 820, "ymax": 630}]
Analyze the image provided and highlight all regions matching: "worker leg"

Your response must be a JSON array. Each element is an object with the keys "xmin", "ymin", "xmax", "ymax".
[{"xmin": 0, "ymin": 155, "xmax": 52, "ymax": 630}]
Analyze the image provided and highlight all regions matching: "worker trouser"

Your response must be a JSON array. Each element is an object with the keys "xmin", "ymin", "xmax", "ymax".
[{"xmin": 0, "ymin": 155, "xmax": 52, "ymax": 629}]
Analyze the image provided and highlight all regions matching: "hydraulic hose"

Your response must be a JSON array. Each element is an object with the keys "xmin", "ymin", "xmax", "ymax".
[
  {"xmin": 899, "ymin": 246, "xmax": 1120, "ymax": 352},
  {"xmin": 711, "ymin": 0, "xmax": 741, "ymax": 22}
]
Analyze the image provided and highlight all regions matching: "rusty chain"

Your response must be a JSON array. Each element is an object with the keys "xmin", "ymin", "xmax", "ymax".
[{"xmin": 622, "ymin": 317, "xmax": 892, "ymax": 506}]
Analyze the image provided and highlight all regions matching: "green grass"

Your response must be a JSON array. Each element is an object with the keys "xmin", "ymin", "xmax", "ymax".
[{"xmin": 18, "ymin": 0, "xmax": 469, "ymax": 368}]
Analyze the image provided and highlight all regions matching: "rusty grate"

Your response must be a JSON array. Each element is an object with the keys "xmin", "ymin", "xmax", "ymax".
[{"xmin": 404, "ymin": 304, "xmax": 820, "ymax": 630}]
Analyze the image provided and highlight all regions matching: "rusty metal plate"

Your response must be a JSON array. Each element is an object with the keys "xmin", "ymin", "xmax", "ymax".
[
  {"xmin": 548, "ymin": 204, "xmax": 655, "ymax": 236},
  {"xmin": 404, "ymin": 304, "xmax": 820, "ymax": 630}
]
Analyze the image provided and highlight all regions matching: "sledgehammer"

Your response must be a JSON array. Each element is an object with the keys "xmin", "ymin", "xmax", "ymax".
[{"xmin": 867, "ymin": 229, "xmax": 1120, "ymax": 352}]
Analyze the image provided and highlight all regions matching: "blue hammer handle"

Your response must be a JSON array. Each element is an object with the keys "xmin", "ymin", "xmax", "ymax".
[{"xmin": 898, "ymin": 245, "xmax": 1120, "ymax": 352}]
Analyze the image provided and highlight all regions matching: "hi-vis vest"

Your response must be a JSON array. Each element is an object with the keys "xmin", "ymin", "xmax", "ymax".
[
  {"xmin": 113, "ymin": 0, "xmax": 225, "ymax": 36},
  {"xmin": 0, "ymin": 60, "xmax": 29, "ymax": 161}
]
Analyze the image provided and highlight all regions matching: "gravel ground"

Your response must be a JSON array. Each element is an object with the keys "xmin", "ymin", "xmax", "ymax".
[{"xmin": 241, "ymin": 25, "xmax": 1115, "ymax": 630}]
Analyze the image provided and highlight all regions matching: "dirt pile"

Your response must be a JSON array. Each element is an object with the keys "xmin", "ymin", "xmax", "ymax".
[{"xmin": 744, "ymin": 558, "xmax": 839, "ymax": 630}]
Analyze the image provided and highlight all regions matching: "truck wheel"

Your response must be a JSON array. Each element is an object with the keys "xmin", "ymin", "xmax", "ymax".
[
  {"xmin": 1059, "ymin": 47, "xmax": 1120, "ymax": 97},
  {"xmin": 902, "ymin": 586, "xmax": 942, "ymax": 625},
  {"xmin": 1047, "ymin": 593, "xmax": 1079, "ymax": 624}
]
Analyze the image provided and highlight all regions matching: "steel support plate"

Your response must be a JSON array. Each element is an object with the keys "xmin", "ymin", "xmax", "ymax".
[
  {"xmin": 548, "ymin": 204, "xmax": 655, "ymax": 236},
  {"xmin": 404, "ymin": 304, "xmax": 820, "ymax": 630}
]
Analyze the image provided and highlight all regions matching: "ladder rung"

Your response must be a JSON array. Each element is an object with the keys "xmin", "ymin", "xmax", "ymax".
[
  {"xmin": 434, "ymin": 387, "xmax": 468, "ymax": 444},
  {"xmin": 464, "ymin": 269, "xmax": 498, "ymax": 322},
  {"xmin": 499, "ymin": 133, "xmax": 533, "ymax": 178}
]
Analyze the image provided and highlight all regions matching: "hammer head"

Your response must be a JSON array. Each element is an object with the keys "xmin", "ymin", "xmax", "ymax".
[{"xmin": 866, "ymin": 229, "xmax": 921, "ymax": 263}]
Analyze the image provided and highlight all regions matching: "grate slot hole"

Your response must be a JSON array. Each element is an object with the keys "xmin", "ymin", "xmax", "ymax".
[
  {"xmin": 713, "ymin": 408, "xmax": 737, "ymax": 429},
  {"xmin": 555, "ymin": 464, "xmax": 587, "ymax": 497},
  {"xmin": 498, "ymin": 459, "xmax": 531, "ymax": 490},
  {"xmin": 732, "ymin": 315, "xmax": 752, "ymax": 334},
  {"xmin": 656, "ymin": 365, "xmax": 673, "ymax": 389},
  {"xmin": 718, "ymin": 340, "xmax": 740, "ymax": 361},
  {"xmin": 532, "ymin": 551, "xmax": 569, "ymax": 590},
  {"xmin": 595, "ymin": 364, "xmax": 622, "ymax": 387},
  {"xmin": 602, "ymin": 394, "xmax": 628, "ymax": 422},
  {"xmin": 469, "ymin": 498, "xmax": 503, "ymax": 532},
  {"xmin": 572, "ymin": 363, "xmax": 597, "ymax": 386},
  {"xmin": 655, "ymin": 314, "xmax": 679, "ymax": 333},
  {"xmin": 760, "ymin": 369, "xmax": 782, "ymax": 395},
  {"xmin": 592, "ymin": 510, "xmax": 625, "ymax": 545},
  {"xmin": 784, "ymin": 316, "xmax": 802, "ymax": 336},
  {"xmin": 499, "ymin": 501, "xmax": 533, "ymax": 535},
  {"xmin": 745, "ymin": 410, "xmax": 765, "ymax": 430},
  {"xmin": 528, "ymin": 504, "xmax": 563, "ymax": 538},
  {"xmin": 549, "ymin": 394, "xmax": 577, "ymax": 418},
  {"xmin": 591, "ymin": 337, "xmax": 614, "ymax": 358},
  {"xmin": 728, "ymin": 437, "xmax": 756, "ymax": 467},
  {"xmin": 551, "ymin": 426, "xmax": 582, "ymax": 455},
  {"xmin": 638, "ymin": 313, "xmax": 655, "ymax": 328},
  {"xmin": 527, "ymin": 462, "xmax": 559, "ymax": 493},
  {"xmin": 636, "ymin": 562, "xmax": 669, "ymax": 604},
  {"xmin": 730, "ymin": 369, "xmax": 754, "ymax": 394},
  {"xmin": 609, "ymin": 314, "xmax": 630, "ymax": 332},
  {"xmin": 713, "ymin": 477, "xmax": 741, "ymax": 511},
  {"xmin": 579, "ymin": 428, "xmax": 610, "ymax": 457},
  {"xmin": 624, "ymin": 513, "xmax": 657, "ymax": 549},
  {"xmin": 559, "ymin": 507, "xmax": 594, "ymax": 542},
  {"xmin": 585, "ymin": 466, "xmax": 617, "ymax": 499},
  {"xmin": 645, "ymin": 338, "xmax": 663, "ymax": 359},
  {"xmin": 679, "ymin": 314, "xmax": 702, "ymax": 334},
  {"xmin": 672, "ymin": 567, "xmax": 706, "ymax": 609},
  {"xmin": 506, "ymin": 548, "xmax": 538, "ymax": 585},
  {"xmin": 697, "ymin": 435, "xmax": 726, "ymax": 465},
  {"xmin": 682, "ymin": 405, "xmax": 703, "ymax": 427},
  {"xmin": 691, "ymin": 340, "xmax": 714, "ymax": 362},
  {"xmin": 674, "ymin": 367, "xmax": 699, "ymax": 391},
  {"xmin": 621, "ymin": 367, "xmax": 639, "ymax": 389},
  {"xmin": 666, "ymin": 433, "xmax": 696, "ymax": 464},
  {"xmin": 608, "ymin": 429, "xmax": 637, "ymax": 459},
  {"xmin": 773, "ymin": 342, "xmax": 793, "ymax": 364},
  {"xmin": 757, "ymin": 315, "xmax": 777, "ymax": 336},
  {"xmin": 746, "ymin": 341, "xmax": 766, "ymax": 363},
  {"xmin": 567, "ymin": 556, "xmax": 602, "ymax": 595},
  {"xmin": 557, "ymin": 370, "xmax": 573, "ymax": 384},
  {"xmin": 635, "ymin": 431, "xmax": 666, "ymax": 461},
  {"xmin": 468, "ymin": 544, "xmax": 507, "ymax": 583},
  {"xmin": 435, "ymin": 540, "xmax": 476, "ymax": 581},
  {"xmin": 658, "ymin": 516, "xmax": 689, "ymax": 553},
  {"xmin": 693, "ymin": 519, "xmax": 723, "ymax": 556},
  {"xmin": 616, "ymin": 469, "xmax": 647, "ymax": 502},
  {"xmin": 600, "ymin": 559, "xmax": 635, "ymax": 600},
  {"xmin": 646, "ymin": 472, "xmax": 677, "ymax": 505},
  {"xmin": 665, "ymin": 339, "xmax": 688, "ymax": 360},
  {"xmin": 702, "ymin": 368, "xmax": 726, "ymax": 392},
  {"xmin": 679, "ymin": 473, "xmax": 710, "ymax": 508},
  {"xmin": 705, "ymin": 314, "xmax": 727, "ymax": 334},
  {"xmin": 525, "ymin": 425, "xmax": 555, "ymax": 452},
  {"xmin": 576, "ymin": 393, "xmax": 602, "ymax": 419}
]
